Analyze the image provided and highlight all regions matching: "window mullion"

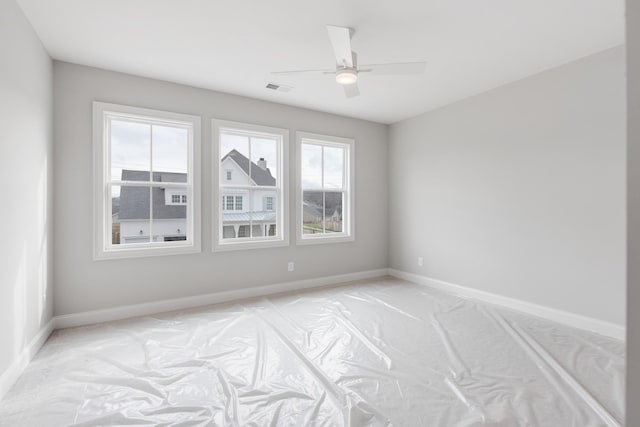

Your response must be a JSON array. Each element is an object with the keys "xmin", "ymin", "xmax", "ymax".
[
  {"xmin": 248, "ymin": 190, "xmax": 253, "ymax": 237},
  {"xmin": 322, "ymin": 191, "xmax": 326, "ymax": 234},
  {"xmin": 321, "ymin": 145, "xmax": 325, "ymax": 190},
  {"xmin": 105, "ymin": 182, "xmax": 112, "ymax": 247},
  {"xmin": 149, "ymin": 124, "xmax": 154, "ymax": 243},
  {"xmin": 111, "ymin": 180, "xmax": 189, "ymax": 188},
  {"xmin": 105, "ymin": 118, "xmax": 113, "ymax": 248}
]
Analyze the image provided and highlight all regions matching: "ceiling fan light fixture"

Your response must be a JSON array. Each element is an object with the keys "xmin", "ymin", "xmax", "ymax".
[{"xmin": 336, "ymin": 68, "xmax": 358, "ymax": 85}]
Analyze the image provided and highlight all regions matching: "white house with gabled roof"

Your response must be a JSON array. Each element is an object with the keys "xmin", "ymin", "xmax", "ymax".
[
  {"xmin": 219, "ymin": 149, "xmax": 277, "ymax": 238},
  {"xmin": 115, "ymin": 149, "xmax": 279, "ymax": 243}
]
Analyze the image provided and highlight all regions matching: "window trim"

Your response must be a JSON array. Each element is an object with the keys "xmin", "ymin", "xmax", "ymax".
[
  {"xmin": 212, "ymin": 119, "xmax": 289, "ymax": 251},
  {"xmin": 93, "ymin": 102, "xmax": 201, "ymax": 260},
  {"xmin": 296, "ymin": 131, "xmax": 355, "ymax": 245}
]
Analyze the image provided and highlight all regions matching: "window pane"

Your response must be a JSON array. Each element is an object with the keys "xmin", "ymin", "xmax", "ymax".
[
  {"xmin": 225, "ymin": 196, "xmax": 234, "ymax": 211},
  {"xmin": 323, "ymin": 146, "xmax": 344, "ymax": 189},
  {"xmin": 251, "ymin": 137, "xmax": 278, "ymax": 187},
  {"xmin": 116, "ymin": 185, "xmax": 151, "ymax": 244},
  {"xmin": 152, "ymin": 125, "xmax": 188, "ymax": 183},
  {"xmin": 302, "ymin": 191, "xmax": 323, "ymax": 234},
  {"xmin": 220, "ymin": 133, "xmax": 250, "ymax": 185},
  {"xmin": 237, "ymin": 225, "xmax": 250, "ymax": 238},
  {"xmin": 111, "ymin": 120, "xmax": 151, "ymax": 181},
  {"xmin": 324, "ymin": 191, "xmax": 343, "ymax": 233},
  {"xmin": 152, "ymin": 186, "xmax": 187, "ymax": 242},
  {"xmin": 222, "ymin": 225, "xmax": 236, "ymax": 239},
  {"xmin": 301, "ymin": 143, "xmax": 322, "ymax": 189}
]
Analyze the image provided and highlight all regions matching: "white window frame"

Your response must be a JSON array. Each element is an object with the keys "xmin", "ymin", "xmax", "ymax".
[
  {"xmin": 296, "ymin": 131, "xmax": 355, "ymax": 245},
  {"xmin": 93, "ymin": 102, "xmax": 201, "ymax": 260},
  {"xmin": 212, "ymin": 119, "xmax": 289, "ymax": 251}
]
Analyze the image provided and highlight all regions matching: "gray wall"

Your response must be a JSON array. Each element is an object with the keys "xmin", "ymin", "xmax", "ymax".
[
  {"xmin": 389, "ymin": 47, "xmax": 626, "ymax": 326},
  {"xmin": 0, "ymin": 0, "xmax": 53, "ymax": 380},
  {"xmin": 53, "ymin": 62, "xmax": 388, "ymax": 316},
  {"xmin": 627, "ymin": 0, "xmax": 639, "ymax": 423}
]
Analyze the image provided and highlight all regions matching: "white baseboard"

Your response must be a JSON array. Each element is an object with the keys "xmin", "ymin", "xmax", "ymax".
[
  {"xmin": 0, "ymin": 268, "xmax": 623, "ymax": 401},
  {"xmin": 0, "ymin": 318, "xmax": 55, "ymax": 401},
  {"xmin": 388, "ymin": 269, "xmax": 625, "ymax": 341},
  {"xmin": 0, "ymin": 269, "xmax": 387, "ymax": 400},
  {"xmin": 54, "ymin": 269, "xmax": 389, "ymax": 329}
]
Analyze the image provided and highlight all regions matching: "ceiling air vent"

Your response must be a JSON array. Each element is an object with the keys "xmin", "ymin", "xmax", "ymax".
[{"xmin": 265, "ymin": 82, "xmax": 292, "ymax": 92}]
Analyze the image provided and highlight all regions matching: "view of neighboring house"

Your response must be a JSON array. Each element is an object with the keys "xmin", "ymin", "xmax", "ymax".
[
  {"xmin": 113, "ymin": 149, "xmax": 280, "ymax": 243},
  {"xmin": 219, "ymin": 149, "xmax": 277, "ymax": 239},
  {"xmin": 302, "ymin": 192, "xmax": 343, "ymax": 234},
  {"xmin": 117, "ymin": 170, "xmax": 189, "ymax": 244}
]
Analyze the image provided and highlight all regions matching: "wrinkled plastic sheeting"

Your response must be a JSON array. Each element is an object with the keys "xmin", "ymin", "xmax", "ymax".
[{"xmin": 0, "ymin": 277, "xmax": 625, "ymax": 426}]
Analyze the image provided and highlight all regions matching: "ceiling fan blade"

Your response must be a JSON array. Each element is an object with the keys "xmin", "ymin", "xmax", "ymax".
[
  {"xmin": 326, "ymin": 25, "xmax": 354, "ymax": 68},
  {"xmin": 271, "ymin": 68, "xmax": 334, "ymax": 76},
  {"xmin": 359, "ymin": 61, "xmax": 426, "ymax": 75},
  {"xmin": 343, "ymin": 83, "xmax": 360, "ymax": 98}
]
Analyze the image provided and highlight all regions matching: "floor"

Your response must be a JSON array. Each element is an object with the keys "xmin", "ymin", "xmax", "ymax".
[{"xmin": 0, "ymin": 277, "xmax": 625, "ymax": 426}]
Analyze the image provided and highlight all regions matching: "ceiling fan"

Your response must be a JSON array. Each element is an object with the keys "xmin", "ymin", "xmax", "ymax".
[{"xmin": 271, "ymin": 25, "xmax": 426, "ymax": 98}]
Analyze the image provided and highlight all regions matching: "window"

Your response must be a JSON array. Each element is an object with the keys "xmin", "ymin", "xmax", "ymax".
[
  {"xmin": 213, "ymin": 119, "xmax": 289, "ymax": 251},
  {"xmin": 237, "ymin": 225, "xmax": 249, "ymax": 238},
  {"xmin": 297, "ymin": 132, "xmax": 354, "ymax": 244},
  {"xmin": 224, "ymin": 196, "xmax": 234, "ymax": 211},
  {"xmin": 223, "ymin": 195, "xmax": 243, "ymax": 211},
  {"xmin": 265, "ymin": 196, "xmax": 274, "ymax": 211},
  {"xmin": 93, "ymin": 102, "xmax": 201, "ymax": 259},
  {"xmin": 166, "ymin": 190, "xmax": 187, "ymax": 206}
]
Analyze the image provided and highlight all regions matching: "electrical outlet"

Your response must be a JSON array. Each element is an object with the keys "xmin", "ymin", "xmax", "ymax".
[
  {"xmin": 417, "ymin": 256, "xmax": 424, "ymax": 267},
  {"xmin": 288, "ymin": 261, "xmax": 295, "ymax": 272}
]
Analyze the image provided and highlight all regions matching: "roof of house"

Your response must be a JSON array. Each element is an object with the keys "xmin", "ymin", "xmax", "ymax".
[
  {"xmin": 117, "ymin": 160, "xmax": 277, "ymax": 221},
  {"xmin": 118, "ymin": 170, "xmax": 187, "ymax": 220},
  {"xmin": 222, "ymin": 211, "xmax": 277, "ymax": 222},
  {"xmin": 302, "ymin": 192, "xmax": 343, "ymax": 217},
  {"xmin": 222, "ymin": 149, "xmax": 276, "ymax": 186}
]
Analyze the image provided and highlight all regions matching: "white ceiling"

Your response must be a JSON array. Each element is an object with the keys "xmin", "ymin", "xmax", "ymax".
[{"xmin": 17, "ymin": 0, "xmax": 624, "ymax": 124}]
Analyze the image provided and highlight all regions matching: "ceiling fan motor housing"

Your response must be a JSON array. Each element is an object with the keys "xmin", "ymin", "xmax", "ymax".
[{"xmin": 336, "ymin": 67, "xmax": 358, "ymax": 85}]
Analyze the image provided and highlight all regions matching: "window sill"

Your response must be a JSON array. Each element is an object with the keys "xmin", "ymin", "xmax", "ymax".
[
  {"xmin": 296, "ymin": 234, "xmax": 355, "ymax": 245},
  {"xmin": 213, "ymin": 238, "xmax": 289, "ymax": 252},
  {"xmin": 94, "ymin": 243, "xmax": 201, "ymax": 260}
]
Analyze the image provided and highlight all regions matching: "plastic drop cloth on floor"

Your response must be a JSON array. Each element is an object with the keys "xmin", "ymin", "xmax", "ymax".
[{"xmin": 0, "ymin": 277, "xmax": 625, "ymax": 426}]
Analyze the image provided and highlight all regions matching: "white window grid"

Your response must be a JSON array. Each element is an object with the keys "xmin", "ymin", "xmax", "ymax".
[
  {"xmin": 296, "ymin": 132, "xmax": 354, "ymax": 245},
  {"xmin": 212, "ymin": 119, "xmax": 289, "ymax": 251},
  {"xmin": 93, "ymin": 102, "xmax": 201, "ymax": 259}
]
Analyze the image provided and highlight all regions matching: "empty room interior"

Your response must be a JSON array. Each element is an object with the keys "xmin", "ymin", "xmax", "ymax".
[{"xmin": 2, "ymin": 0, "xmax": 640, "ymax": 425}]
